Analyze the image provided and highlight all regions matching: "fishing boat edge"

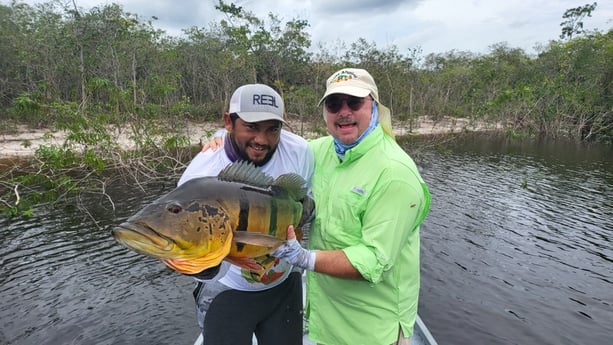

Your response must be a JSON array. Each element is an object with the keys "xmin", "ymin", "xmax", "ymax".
[{"xmin": 193, "ymin": 313, "xmax": 438, "ymax": 345}]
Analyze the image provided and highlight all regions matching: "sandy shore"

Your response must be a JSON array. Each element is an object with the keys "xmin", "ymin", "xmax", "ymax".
[{"xmin": 0, "ymin": 116, "xmax": 493, "ymax": 158}]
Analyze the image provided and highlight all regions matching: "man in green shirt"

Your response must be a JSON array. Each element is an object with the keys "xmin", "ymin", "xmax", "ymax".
[{"xmin": 274, "ymin": 68, "xmax": 431, "ymax": 345}]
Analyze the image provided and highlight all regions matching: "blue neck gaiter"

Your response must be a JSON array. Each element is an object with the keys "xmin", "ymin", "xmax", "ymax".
[{"xmin": 333, "ymin": 100, "xmax": 379, "ymax": 160}]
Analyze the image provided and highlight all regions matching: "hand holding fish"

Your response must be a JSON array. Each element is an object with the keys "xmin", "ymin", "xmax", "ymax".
[
  {"xmin": 273, "ymin": 225, "xmax": 316, "ymax": 271},
  {"xmin": 201, "ymin": 134, "xmax": 223, "ymax": 152}
]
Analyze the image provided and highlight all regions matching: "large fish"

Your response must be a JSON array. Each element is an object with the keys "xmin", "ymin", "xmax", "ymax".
[{"xmin": 111, "ymin": 161, "xmax": 313, "ymax": 276}]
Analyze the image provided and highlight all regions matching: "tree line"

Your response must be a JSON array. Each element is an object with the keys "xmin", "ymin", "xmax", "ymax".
[
  {"xmin": 1, "ymin": 0, "xmax": 611, "ymax": 143},
  {"xmin": 0, "ymin": 1, "xmax": 611, "ymax": 217}
]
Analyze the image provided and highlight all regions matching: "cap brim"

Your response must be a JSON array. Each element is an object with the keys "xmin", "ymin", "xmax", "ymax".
[
  {"xmin": 236, "ymin": 112, "xmax": 287, "ymax": 124},
  {"xmin": 318, "ymin": 86, "xmax": 372, "ymax": 105}
]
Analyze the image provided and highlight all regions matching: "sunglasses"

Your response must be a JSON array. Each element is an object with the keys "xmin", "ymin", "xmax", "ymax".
[{"xmin": 324, "ymin": 95, "xmax": 367, "ymax": 113}]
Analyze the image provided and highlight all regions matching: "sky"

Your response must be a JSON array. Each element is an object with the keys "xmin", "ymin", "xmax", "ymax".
[{"xmin": 6, "ymin": 0, "xmax": 613, "ymax": 56}]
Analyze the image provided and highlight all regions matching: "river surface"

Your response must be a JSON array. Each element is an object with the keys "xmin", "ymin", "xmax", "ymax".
[{"xmin": 1, "ymin": 133, "xmax": 611, "ymax": 345}]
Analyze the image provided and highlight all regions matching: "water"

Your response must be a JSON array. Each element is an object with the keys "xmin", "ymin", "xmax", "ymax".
[
  {"xmin": 0, "ymin": 182, "xmax": 199, "ymax": 345},
  {"xmin": 1, "ymin": 133, "xmax": 611, "ymax": 345},
  {"xmin": 412, "ymin": 134, "xmax": 612, "ymax": 345}
]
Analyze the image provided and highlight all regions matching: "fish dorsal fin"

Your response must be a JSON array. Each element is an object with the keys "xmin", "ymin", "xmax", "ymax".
[
  {"xmin": 219, "ymin": 161, "xmax": 274, "ymax": 187},
  {"xmin": 273, "ymin": 173, "xmax": 307, "ymax": 201}
]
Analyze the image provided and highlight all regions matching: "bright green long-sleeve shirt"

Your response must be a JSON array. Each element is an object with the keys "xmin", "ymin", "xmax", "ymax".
[{"xmin": 306, "ymin": 125, "xmax": 431, "ymax": 345}]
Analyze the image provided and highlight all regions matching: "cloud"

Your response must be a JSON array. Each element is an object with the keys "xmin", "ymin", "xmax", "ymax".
[
  {"xmin": 311, "ymin": 0, "xmax": 421, "ymax": 14},
  {"xmin": 4, "ymin": 0, "xmax": 613, "ymax": 55}
]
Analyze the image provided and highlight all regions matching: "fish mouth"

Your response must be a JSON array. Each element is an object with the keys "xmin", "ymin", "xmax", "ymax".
[{"xmin": 111, "ymin": 222, "xmax": 176, "ymax": 258}]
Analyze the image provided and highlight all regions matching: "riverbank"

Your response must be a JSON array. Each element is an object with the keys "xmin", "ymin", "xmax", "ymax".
[{"xmin": 0, "ymin": 116, "xmax": 498, "ymax": 158}]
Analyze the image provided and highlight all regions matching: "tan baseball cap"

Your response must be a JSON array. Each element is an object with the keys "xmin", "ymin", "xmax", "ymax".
[{"xmin": 319, "ymin": 68, "xmax": 394, "ymax": 139}]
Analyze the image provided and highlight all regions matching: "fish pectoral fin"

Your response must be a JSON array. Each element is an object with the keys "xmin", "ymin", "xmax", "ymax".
[
  {"xmin": 224, "ymin": 255, "xmax": 264, "ymax": 271},
  {"xmin": 232, "ymin": 231, "xmax": 284, "ymax": 249}
]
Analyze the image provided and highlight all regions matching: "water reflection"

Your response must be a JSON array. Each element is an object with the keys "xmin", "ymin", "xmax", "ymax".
[{"xmin": 1, "ymin": 133, "xmax": 611, "ymax": 345}]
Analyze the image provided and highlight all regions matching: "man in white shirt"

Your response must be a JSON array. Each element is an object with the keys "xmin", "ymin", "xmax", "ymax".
[{"xmin": 178, "ymin": 84, "xmax": 314, "ymax": 345}]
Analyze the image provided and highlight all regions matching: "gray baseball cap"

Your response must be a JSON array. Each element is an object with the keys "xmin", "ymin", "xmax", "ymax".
[{"xmin": 228, "ymin": 84, "xmax": 286, "ymax": 123}]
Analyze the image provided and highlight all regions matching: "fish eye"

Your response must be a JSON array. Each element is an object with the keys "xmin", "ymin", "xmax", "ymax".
[{"xmin": 167, "ymin": 203, "xmax": 183, "ymax": 214}]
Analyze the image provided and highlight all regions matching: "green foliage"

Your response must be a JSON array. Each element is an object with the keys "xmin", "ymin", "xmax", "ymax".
[
  {"xmin": 1, "ymin": 0, "xmax": 613, "ymax": 217},
  {"xmin": 82, "ymin": 148, "xmax": 107, "ymax": 171},
  {"xmin": 1, "ymin": 144, "xmax": 81, "ymax": 218},
  {"xmin": 168, "ymin": 96, "xmax": 194, "ymax": 118},
  {"xmin": 560, "ymin": 2, "xmax": 598, "ymax": 40},
  {"xmin": 14, "ymin": 93, "xmax": 41, "ymax": 114},
  {"xmin": 214, "ymin": 0, "xmax": 312, "ymax": 86},
  {"xmin": 0, "ymin": 108, "xmax": 200, "ymax": 217},
  {"xmin": 1, "ymin": 195, "xmax": 34, "ymax": 218},
  {"xmin": 163, "ymin": 135, "xmax": 190, "ymax": 150},
  {"xmin": 505, "ymin": 128, "xmax": 530, "ymax": 140},
  {"xmin": 35, "ymin": 144, "xmax": 78, "ymax": 169},
  {"xmin": 1, "ymin": 1, "xmax": 611, "ymax": 143},
  {"xmin": 11, "ymin": 92, "xmax": 49, "ymax": 126}
]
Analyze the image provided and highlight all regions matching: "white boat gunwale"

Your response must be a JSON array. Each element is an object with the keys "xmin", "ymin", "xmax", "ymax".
[{"xmin": 193, "ymin": 313, "xmax": 438, "ymax": 345}]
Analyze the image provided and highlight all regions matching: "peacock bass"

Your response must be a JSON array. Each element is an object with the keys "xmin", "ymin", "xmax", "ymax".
[{"xmin": 111, "ymin": 161, "xmax": 313, "ymax": 275}]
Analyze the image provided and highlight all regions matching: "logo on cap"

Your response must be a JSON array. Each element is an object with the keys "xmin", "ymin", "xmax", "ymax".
[
  {"xmin": 330, "ymin": 70, "xmax": 359, "ymax": 84},
  {"xmin": 252, "ymin": 94, "xmax": 279, "ymax": 108}
]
